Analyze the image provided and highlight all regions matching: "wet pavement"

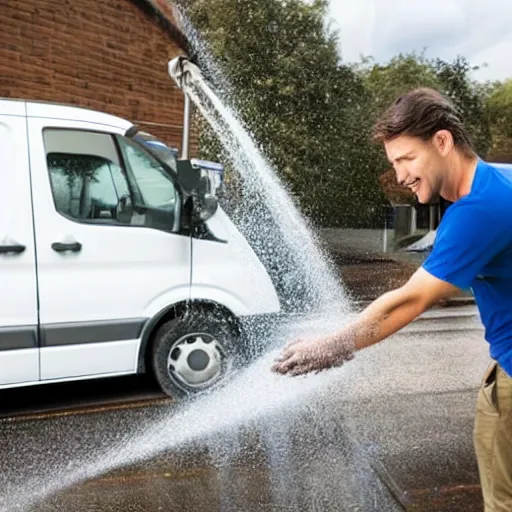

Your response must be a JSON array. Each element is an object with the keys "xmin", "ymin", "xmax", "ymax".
[{"xmin": 0, "ymin": 306, "xmax": 488, "ymax": 512}]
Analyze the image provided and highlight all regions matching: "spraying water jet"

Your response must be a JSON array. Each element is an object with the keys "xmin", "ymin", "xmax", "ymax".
[{"xmin": 167, "ymin": 54, "xmax": 352, "ymax": 318}]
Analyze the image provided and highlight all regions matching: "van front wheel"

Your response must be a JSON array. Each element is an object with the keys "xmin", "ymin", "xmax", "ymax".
[{"xmin": 151, "ymin": 308, "xmax": 240, "ymax": 398}]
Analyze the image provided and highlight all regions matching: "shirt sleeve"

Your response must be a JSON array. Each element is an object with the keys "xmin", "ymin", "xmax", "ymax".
[{"xmin": 422, "ymin": 201, "xmax": 507, "ymax": 290}]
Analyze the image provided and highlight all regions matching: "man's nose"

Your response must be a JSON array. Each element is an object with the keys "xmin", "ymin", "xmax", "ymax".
[{"xmin": 395, "ymin": 167, "xmax": 408, "ymax": 187}]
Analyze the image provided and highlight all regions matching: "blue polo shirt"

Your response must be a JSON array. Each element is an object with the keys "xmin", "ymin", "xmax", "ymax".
[{"xmin": 423, "ymin": 159, "xmax": 512, "ymax": 376}]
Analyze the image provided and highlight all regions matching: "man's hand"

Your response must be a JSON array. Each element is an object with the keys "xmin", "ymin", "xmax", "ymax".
[{"xmin": 271, "ymin": 335, "xmax": 354, "ymax": 376}]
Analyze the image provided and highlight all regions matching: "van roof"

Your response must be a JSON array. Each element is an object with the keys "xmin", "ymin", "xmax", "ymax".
[{"xmin": 0, "ymin": 98, "xmax": 133, "ymax": 132}]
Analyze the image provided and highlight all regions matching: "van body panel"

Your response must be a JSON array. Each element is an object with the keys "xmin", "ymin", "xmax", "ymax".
[
  {"xmin": 0, "ymin": 349, "xmax": 40, "ymax": 385},
  {"xmin": 143, "ymin": 285, "xmax": 264, "ymax": 319},
  {"xmin": 40, "ymin": 340, "xmax": 139, "ymax": 380},
  {"xmin": 25, "ymin": 101, "xmax": 132, "ymax": 133},
  {"xmin": 0, "ymin": 112, "xmax": 40, "ymax": 384},
  {"xmin": 0, "ymin": 99, "xmax": 27, "ymax": 117},
  {"xmin": 198, "ymin": 208, "xmax": 281, "ymax": 314}
]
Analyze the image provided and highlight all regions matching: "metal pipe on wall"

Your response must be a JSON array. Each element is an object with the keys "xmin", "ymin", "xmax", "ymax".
[{"xmin": 181, "ymin": 94, "xmax": 191, "ymax": 160}]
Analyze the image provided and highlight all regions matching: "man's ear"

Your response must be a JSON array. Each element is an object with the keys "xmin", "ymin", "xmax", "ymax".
[{"xmin": 432, "ymin": 130, "xmax": 454, "ymax": 156}]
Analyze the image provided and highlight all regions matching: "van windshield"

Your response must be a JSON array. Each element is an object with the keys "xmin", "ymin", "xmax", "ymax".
[{"xmin": 132, "ymin": 132, "xmax": 178, "ymax": 173}]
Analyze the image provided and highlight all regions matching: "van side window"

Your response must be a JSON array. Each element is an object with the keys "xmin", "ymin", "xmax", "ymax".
[
  {"xmin": 115, "ymin": 135, "xmax": 180, "ymax": 232},
  {"xmin": 47, "ymin": 153, "xmax": 130, "ymax": 223},
  {"xmin": 43, "ymin": 129, "xmax": 180, "ymax": 233}
]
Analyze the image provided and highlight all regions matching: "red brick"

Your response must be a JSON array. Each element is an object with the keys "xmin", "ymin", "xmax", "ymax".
[{"xmin": 0, "ymin": 0, "xmax": 197, "ymax": 152}]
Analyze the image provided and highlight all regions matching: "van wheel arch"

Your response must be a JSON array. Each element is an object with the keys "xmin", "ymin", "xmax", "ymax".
[{"xmin": 137, "ymin": 301, "xmax": 243, "ymax": 375}]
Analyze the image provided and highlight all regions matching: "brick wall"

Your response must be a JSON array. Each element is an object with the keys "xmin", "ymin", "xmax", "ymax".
[{"xmin": 0, "ymin": 0, "xmax": 198, "ymax": 154}]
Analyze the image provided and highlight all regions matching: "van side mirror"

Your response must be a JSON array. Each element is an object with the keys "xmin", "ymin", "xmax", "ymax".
[
  {"xmin": 177, "ymin": 159, "xmax": 222, "ymax": 228},
  {"xmin": 177, "ymin": 159, "xmax": 224, "ymax": 196},
  {"xmin": 182, "ymin": 194, "xmax": 219, "ymax": 229}
]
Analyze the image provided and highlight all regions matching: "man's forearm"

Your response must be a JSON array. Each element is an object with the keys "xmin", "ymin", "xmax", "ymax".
[
  {"xmin": 337, "ymin": 287, "xmax": 427, "ymax": 352},
  {"xmin": 272, "ymin": 268, "xmax": 460, "ymax": 376}
]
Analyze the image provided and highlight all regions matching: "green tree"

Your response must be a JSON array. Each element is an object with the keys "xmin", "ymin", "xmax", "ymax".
[
  {"xmin": 486, "ymin": 79, "xmax": 512, "ymax": 161},
  {"xmin": 178, "ymin": 0, "xmax": 388, "ymax": 227},
  {"xmin": 355, "ymin": 51, "xmax": 441, "ymax": 113},
  {"xmin": 355, "ymin": 52, "xmax": 492, "ymax": 157},
  {"xmin": 434, "ymin": 56, "xmax": 492, "ymax": 156}
]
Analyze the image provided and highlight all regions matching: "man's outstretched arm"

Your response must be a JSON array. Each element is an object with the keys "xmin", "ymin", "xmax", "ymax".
[{"xmin": 272, "ymin": 267, "xmax": 461, "ymax": 375}]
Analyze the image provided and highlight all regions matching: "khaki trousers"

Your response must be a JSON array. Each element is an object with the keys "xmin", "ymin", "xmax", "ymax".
[{"xmin": 474, "ymin": 361, "xmax": 512, "ymax": 511}]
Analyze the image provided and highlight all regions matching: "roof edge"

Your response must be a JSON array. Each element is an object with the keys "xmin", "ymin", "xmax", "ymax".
[{"xmin": 131, "ymin": 0, "xmax": 191, "ymax": 54}]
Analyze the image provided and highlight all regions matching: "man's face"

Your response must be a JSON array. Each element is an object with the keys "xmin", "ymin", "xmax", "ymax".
[{"xmin": 384, "ymin": 134, "xmax": 446, "ymax": 204}]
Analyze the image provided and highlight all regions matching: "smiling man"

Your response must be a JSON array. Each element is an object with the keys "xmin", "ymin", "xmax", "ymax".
[{"xmin": 272, "ymin": 87, "xmax": 512, "ymax": 511}]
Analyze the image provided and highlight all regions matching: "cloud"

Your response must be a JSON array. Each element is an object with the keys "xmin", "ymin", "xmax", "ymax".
[
  {"xmin": 326, "ymin": 0, "xmax": 512, "ymax": 82},
  {"xmin": 471, "ymin": 39, "xmax": 512, "ymax": 82},
  {"xmin": 372, "ymin": 0, "xmax": 467, "ymax": 60}
]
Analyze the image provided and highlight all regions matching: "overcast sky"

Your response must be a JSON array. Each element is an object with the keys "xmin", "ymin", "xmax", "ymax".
[{"xmin": 326, "ymin": 0, "xmax": 512, "ymax": 82}]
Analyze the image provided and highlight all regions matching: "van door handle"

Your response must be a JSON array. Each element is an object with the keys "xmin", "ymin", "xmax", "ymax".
[
  {"xmin": 51, "ymin": 241, "xmax": 82, "ymax": 253},
  {"xmin": 0, "ymin": 244, "xmax": 26, "ymax": 254}
]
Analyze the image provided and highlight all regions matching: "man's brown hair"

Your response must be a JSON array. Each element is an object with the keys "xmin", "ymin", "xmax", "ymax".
[{"xmin": 372, "ymin": 87, "xmax": 476, "ymax": 157}]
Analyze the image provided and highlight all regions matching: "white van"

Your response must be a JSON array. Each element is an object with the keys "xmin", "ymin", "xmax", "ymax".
[{"xmin": 0, "ymin": 98, "xmax": 280, "ymax": 397}]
